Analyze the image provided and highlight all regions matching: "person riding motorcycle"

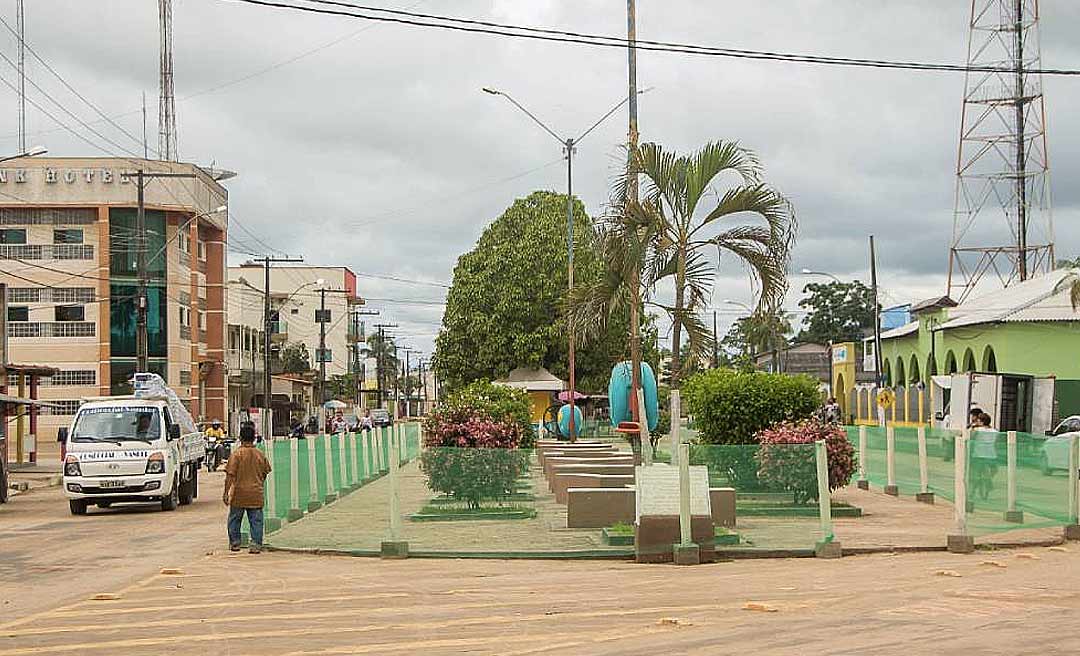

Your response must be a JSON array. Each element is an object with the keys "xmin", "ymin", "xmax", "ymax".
[{"xmin": 205, "ymin": 419, "xmax": 228, "ymax": 471}]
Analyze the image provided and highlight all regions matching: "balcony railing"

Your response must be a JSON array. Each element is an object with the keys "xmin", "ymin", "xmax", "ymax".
[
  {"xmin": 9, "ymin": 321, "xmax": 95, "ymax": 338},
  {"xmin": 0, "ymin": 244, "xmax": 94, "ymax": 260}
]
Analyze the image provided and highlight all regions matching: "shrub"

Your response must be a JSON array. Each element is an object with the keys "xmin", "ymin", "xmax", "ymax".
[
  {"xmin": 755, "ymin": 420, "xmax": 857, "ymax": 504},
  {"xmin": 683, "ymin": 369, "xmax": 823, "ymax": 445},
  {"xmin": 420, "ymin": 381, "xmax": 532, "ymax": 508}
]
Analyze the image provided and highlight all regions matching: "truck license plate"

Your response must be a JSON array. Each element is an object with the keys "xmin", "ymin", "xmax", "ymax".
[{"xmin": 99, "ymin": 480, "xmax": 125, "ymax": 489}]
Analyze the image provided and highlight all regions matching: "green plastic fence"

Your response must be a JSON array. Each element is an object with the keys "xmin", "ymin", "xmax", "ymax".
[{"xmin": 847, "ymin": 425, "xmax": 1076, "ymax": 536}]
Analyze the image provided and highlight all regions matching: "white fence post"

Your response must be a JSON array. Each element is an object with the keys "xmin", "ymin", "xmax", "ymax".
[
  {"xmin": 1004, "ymin": 431, "xmax": 1022, "ymax": 523},
  {"xmin": 814, "ymin": 440, "xmax": 840, "ymax": 558},
  {"xmin": 323, "ymin": 434, "xmax": 338, "ymax": 503},
  {"xmin": 337, "ymin": 433, "xmax": 348, "ymax": 494},
  {"xmin": 306, "ymin": 438, "xmax": 321, "ymax": 512},
  {"xmin": 884, "ymin": 426, "xmax": 898, "ymax": 496},
  {"xmin": 264, "ymin": 440, "xmax": 277, "ymax": 521},
  {"xmin": 1066, "ymin": 436, "xmax": 1080, "ymax": 540},
  {"xmin": 669, "ymin": 390, "xmax": 681, "ymax": 466},
  {"xmin": 916, "ymin": 426, "xmax": 933, "ymax": 503},
  {"xmin": 351, "ymin": 432, "xmax": 360, "ymax": 486},
  {"xmin": 287, "ymin": 438, "xmax": 302, "ymax": 521},
  {"xmin": 947, "ymin": 430, "xmax": 973, "ymax": 552},
  {"xmin": 857, "ymin": 425, "xmax": 869, "ymax": 490},
  {"xmin": 637, "ymin": 387, "xmax": 652, "ymax": 466},
  {"xmin": 389, "ymin": 426, "xmax": 402, "ymax": 536}
]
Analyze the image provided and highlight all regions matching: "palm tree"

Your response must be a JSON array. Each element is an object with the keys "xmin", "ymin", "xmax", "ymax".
[{"xmin": 635, "ymin": 141, "xmax": 796, "ymax": 386}]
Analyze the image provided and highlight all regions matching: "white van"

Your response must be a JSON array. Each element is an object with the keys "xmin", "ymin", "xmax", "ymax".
[{"xmin": 62, "ymin": 398, "xmax": 205, "ymax": 515}]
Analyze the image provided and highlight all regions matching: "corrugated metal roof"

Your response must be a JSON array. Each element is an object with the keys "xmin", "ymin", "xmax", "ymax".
[
  {"xmin": 939, "ymin": 268, "xmax": 1080, "ymax": 329},
  {"xmin": 881, "ymin": 322, "xmax": 919, "ymax": 339}
]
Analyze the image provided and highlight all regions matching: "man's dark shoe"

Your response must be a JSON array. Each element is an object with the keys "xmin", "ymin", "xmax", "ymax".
[
  {"xmin": 229, "ymin": 544, "xmax": 241, "ymax": 552},
  {"xmin": 249, "ymin": 545, "xmax": 262, "ymax": 554}
]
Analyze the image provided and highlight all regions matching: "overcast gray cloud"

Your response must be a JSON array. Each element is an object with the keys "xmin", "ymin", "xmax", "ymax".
[{"xmin": 7, "ymin": 0, "xmax": 1080, "ymax": 351}]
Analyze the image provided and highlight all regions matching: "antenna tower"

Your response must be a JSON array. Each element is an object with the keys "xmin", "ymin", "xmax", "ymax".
[
  {"xmin": 948, "ymin": 0, "xmax": 1053, "ymax": 301},
  {"xmin": 158, "ymin": 0, "xmax": 178, "ymax": 161},
  {"xmin": 16, "ymin": 0, "xmax": 25, "ymax": 153}
]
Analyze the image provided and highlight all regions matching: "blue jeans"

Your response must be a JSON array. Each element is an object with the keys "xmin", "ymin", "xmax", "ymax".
[{"xmin": 228, "ymin": 507, "xmax": 264, "ymax": 547}]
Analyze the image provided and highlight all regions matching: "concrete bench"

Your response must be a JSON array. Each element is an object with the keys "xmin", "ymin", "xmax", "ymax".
[
  {"xmin": 566, "ymin": 487, "xmax": 635, "ymax": 528},
  {"xmin": 544, "ymin": 456, "xmax": 635, "ymax": 480},
  {"xmin": 538, "ymin": 446, "xmax": 617, "ymax": 467},
  {"xmin": 549, "ymin": 464, "xmax": 635, "ymax": 491},
  {"xmin": 553, "ymin": 473, "xmax": 634, "ymax": 504}
]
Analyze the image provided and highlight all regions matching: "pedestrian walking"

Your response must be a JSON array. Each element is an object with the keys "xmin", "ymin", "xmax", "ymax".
[{"xmin": 224, "ymin": 429, "xmax": 272, "ymax": 554}]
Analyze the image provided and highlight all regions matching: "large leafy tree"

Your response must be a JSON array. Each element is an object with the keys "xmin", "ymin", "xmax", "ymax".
[
  {"xmin": 797, "ymin": 281, "xmax": 875, "ymax": 344},
  {"xmin": 279, "ymin": 342, "xmax": 311, "ymax": 374},
  {"xmin": 435, "ymin": 191, "xmax": 629, "ymax": 393}
]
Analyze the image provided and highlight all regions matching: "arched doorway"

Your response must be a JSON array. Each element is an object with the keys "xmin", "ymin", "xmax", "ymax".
[
  {"xmin": 927, "ymin": 354, "xmax": 938, "ymax": 381},
  {"xmin": 945, "ymin": 351, "xmax": 958, "ymax": 374},
  {"xmin": 882, "ymin": 359, "xmax": 892, "ymax": 387},
  {"xmin": 909, "ymin": 355, "xmax": 921, "ymax": 384},
  {"xmin": 983, "ymin": 345, "xmax": 998, "ymax": 372},
  {"xmin": 963, "ymin": 348, "xmax": 976, "ymax": 373},
  {"xmin": 895, "ymin": 357, "xmax": 906, "ymax": 387}
]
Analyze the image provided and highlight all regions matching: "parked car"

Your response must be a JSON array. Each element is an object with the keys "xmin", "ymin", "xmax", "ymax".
[
  {"xmin": 1040, "ymin": 415, "xmax": 1080, "ymax": 475},
  {"xmin": 371, "ymin": 408, "xmax": 393, "ymax": 427}
]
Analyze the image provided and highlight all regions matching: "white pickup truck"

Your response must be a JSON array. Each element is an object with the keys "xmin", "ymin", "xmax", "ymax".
[{"xmin": 62, "ymin": 398, "xmax": 205, "ymax": 515}]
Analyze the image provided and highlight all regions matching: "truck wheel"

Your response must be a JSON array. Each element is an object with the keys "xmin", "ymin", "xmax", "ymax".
[
  {"xmin": 69, "ymin": 499, "xmax": 88, "ymax": 515},
  {"xmin": 179, "ymin": 469, "xmax": 195, "ymax": 506},
  {"xmin": 161, "ymin": 477, "xmax": 179, "ymax": 511},
  {"xmin": 191, "ymin": 468, "xmax": 199, "ymax": 500}
]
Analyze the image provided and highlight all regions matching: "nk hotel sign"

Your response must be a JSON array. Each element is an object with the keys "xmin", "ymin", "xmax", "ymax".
[{"xmin": 0, "ymin": 168, "xmax": 140, "ymax": 185}]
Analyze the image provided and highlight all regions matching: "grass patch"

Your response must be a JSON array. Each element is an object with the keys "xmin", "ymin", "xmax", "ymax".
[
  {"xmin": 427, "ymin": 493, "xmax": 536, "ymax": 504},
  {"xmin": 410, "ymin": 502, "xmax": 537, "ymax": 522}
]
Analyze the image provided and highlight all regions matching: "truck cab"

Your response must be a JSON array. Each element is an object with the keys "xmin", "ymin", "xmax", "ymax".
[{"xmin": 62, "ymin": 398, "xmax": 204, "ymax": 515}]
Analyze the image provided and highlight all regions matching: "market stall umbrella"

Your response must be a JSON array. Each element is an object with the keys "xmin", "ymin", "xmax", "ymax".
[
  {"xmin": 323, "ymin": 400, "xmax": 347, "ymax": 409},
  {"xmin": 557, "ymin": 390, "xmax": 587, "ymax": 402}
]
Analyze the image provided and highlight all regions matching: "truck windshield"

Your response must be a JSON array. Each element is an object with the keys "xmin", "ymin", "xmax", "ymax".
[{"xmin": 72, "ymin": 407, "xmax": 161, "ymax": 443}]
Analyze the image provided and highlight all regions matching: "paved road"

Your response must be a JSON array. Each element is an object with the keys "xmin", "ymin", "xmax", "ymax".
[
  {"xmin": 2, "ymin": 544, "xmax": 1078, "ymax": 655},
  {"xmin": 0, "ymin": 469, "xmax": 229, "ymax": 623}
]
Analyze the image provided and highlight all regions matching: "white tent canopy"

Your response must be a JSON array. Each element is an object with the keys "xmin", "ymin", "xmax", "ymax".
[{"xmin": 495, "ymin": 367, "xmax": 565, "ymax": 393}]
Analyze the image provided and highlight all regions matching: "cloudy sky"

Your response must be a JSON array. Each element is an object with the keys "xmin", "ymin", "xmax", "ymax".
[{"xmin": 8, "ymin": 0, "xmax": 1080, "ymax": 356}]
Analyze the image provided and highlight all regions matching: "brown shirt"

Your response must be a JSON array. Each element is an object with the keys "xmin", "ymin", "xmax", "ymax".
[{"xmin": 224, "ymin": 443, "xmax": 271, "ymax": 508}]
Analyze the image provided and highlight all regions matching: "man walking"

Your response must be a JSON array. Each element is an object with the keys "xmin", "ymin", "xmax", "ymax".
[{"xmin": 224, "ymin": 430, "xmax": 272, "ymax": 553}]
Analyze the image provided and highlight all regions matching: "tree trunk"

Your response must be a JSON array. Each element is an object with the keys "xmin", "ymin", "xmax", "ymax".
[
  {"xmin": 670, "ymin": 248, "xmax": 687, "ymax": 389},
  {"xmin": 629, "ymin": 276, "xmax": 643, "ymax": 424}
]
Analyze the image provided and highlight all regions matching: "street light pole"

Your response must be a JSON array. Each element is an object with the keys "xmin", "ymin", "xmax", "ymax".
[{"xmin": 483, "ymin": 86, "xmax": 649, "ymax": 441}]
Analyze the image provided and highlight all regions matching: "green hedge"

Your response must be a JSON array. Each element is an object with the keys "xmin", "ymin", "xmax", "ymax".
[{"xmin": 683, "ymin": 369, "xmax": 822, "ymax": 445}]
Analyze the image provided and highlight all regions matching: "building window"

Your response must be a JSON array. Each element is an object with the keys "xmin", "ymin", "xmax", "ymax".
[
  {"xmin": 49, "ymin": 370, "xmax": 97, "ymax": 386},
  {"xmin": 8, "ymin": 306, "xmax": 28, "ymax": 322},
  {"xmin": 0, "ymin": 229, "xmax": 26, "ymax": 244},
  {"xmin": 197, "ymin": 240, "xmax": 206, "ymax": 261},
  {"xmin": 55, "ymin": 305, "xmax": 85, "ymax": 322},
  {"xmin": 53, "ymin": 229, "xmax": 84, "ymax": 244},
  {"xmin": 179, "ymin": 370, "xmax": 192, "ymax": 385},
  {"xmin": 43, "ymin": 400, "xmax": 82, "ymax": 416}
]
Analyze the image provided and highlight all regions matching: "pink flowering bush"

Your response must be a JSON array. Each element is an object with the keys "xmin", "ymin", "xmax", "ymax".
[
  {"xmin": 420, "ymin": 381, "xmax": 531, "ymax": 508},
  {"xmin": 755, "ymin": 420, "xmax": 856, "ymax": 505}
]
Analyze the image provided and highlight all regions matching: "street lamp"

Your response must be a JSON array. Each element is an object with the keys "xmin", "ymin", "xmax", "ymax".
[
  {"xmin": 800, "ymin": 268, "xmax": 842, "ymax": 283},
  {"xmin": 484, "ymin": 85, "xmax": 650, "ymax": 440},
  {"xmin": 0, "ymin": 145, "xmax": 46, "ymax": 163}
]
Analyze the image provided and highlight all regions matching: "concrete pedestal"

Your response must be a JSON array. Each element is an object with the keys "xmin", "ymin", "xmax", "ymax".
[
  {"xmin": 814, "ymin": 540, "xmax": 842, "ymax": 559},
  {"xmin": 672, "ymin": 543, "xmax": 701, "ymax": 566},
  {"xmin": 380, "ymin": 540, "xmax": 410, "ymax": 559},
  {"xmin": 947, "ymin": 534, "xmax": 975, "ymax": 554},
  {"xmin": 1064, "ymin": 524, "xmax": 1080, "ymax": 541},
  {"xmin": 323, "ymin": 493, "xmax": 338, "ymax": 504},
  {"xmin": 265, "ymin": 517, "xmax": 282, "ymax": 534},
  {"xmin": 286, "ymin": 508, "xmax": 304, "ymax": 522},
  {"xmin": 856, "ymin": 479, "xmax": 869, "ymax": 490},
  {"xmin": 1004, "ymin": 510, "xmax": 1024, "ymax": 524},
  {"xmin": 307, "ymin": 500, "xmax": 323, "ymax": 513},
  {"xmin": 884, "ymin": 485, "xmax": 899, "ymax": 496},
  {"xmin": 915, "ymin": 492, "xmax": 935, "ymax": 505}
]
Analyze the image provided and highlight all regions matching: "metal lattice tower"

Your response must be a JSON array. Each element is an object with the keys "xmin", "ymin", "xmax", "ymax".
[
  {"xmin": 16, "ymin": 0, "xmax": 25, "ymax": 153},
  {"xmin": 158, "ymin": 0, "xmax": 178, "ymax": 161},
  {"xmin": 947, "ymin": 0, "xmax": 1053, "ymax": 302}
]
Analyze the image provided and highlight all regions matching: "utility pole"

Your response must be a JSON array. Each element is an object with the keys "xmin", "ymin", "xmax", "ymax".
[
  {"xmin": 260, "ymin": 255, "xmax": 303, "ymax": 440},
  {"xmin": 141, "ymin": 92, "xmax": 148, "ymax": 159},
  {"xmin": 373, "ymin": 323, "xmax": 397, "ymax": 409},
  {"xmin": 626, "ymin": 0, "xmax": 644, "ymax": 426},
  {"xmin": 400, "ymin": 348, "xmax": 417, "ymax": 418},
  {"xmin": 16, "ymin": 0, "xmax": 25, "ymax": 153},
  {"xmin": 352, "ymin": 308, "xmax": 378, "ymax": 406},
  {"xmin": 869, "ymin": 235, "xmax": 885, "ymax": 427},
  {"xmin": 712, "ymin": 310, "xmax": 718, "ymax": 368},
  {"xmin": 315, "ymin": 286, "xmax": 347, "ymax": 419},
  {"xmin": 130, "ymin": 169, "xmax": 195, "ymax": 372}
]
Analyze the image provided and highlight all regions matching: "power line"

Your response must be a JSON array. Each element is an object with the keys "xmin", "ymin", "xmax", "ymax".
[{"xmin": 226, "ymin": 0, "xmax": 1080, "ymax": 76}]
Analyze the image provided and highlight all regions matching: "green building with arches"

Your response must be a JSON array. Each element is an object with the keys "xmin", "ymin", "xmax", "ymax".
[{"xmin": 854, "ymin": 269, "xmax": 1080, "ymax": 426}]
